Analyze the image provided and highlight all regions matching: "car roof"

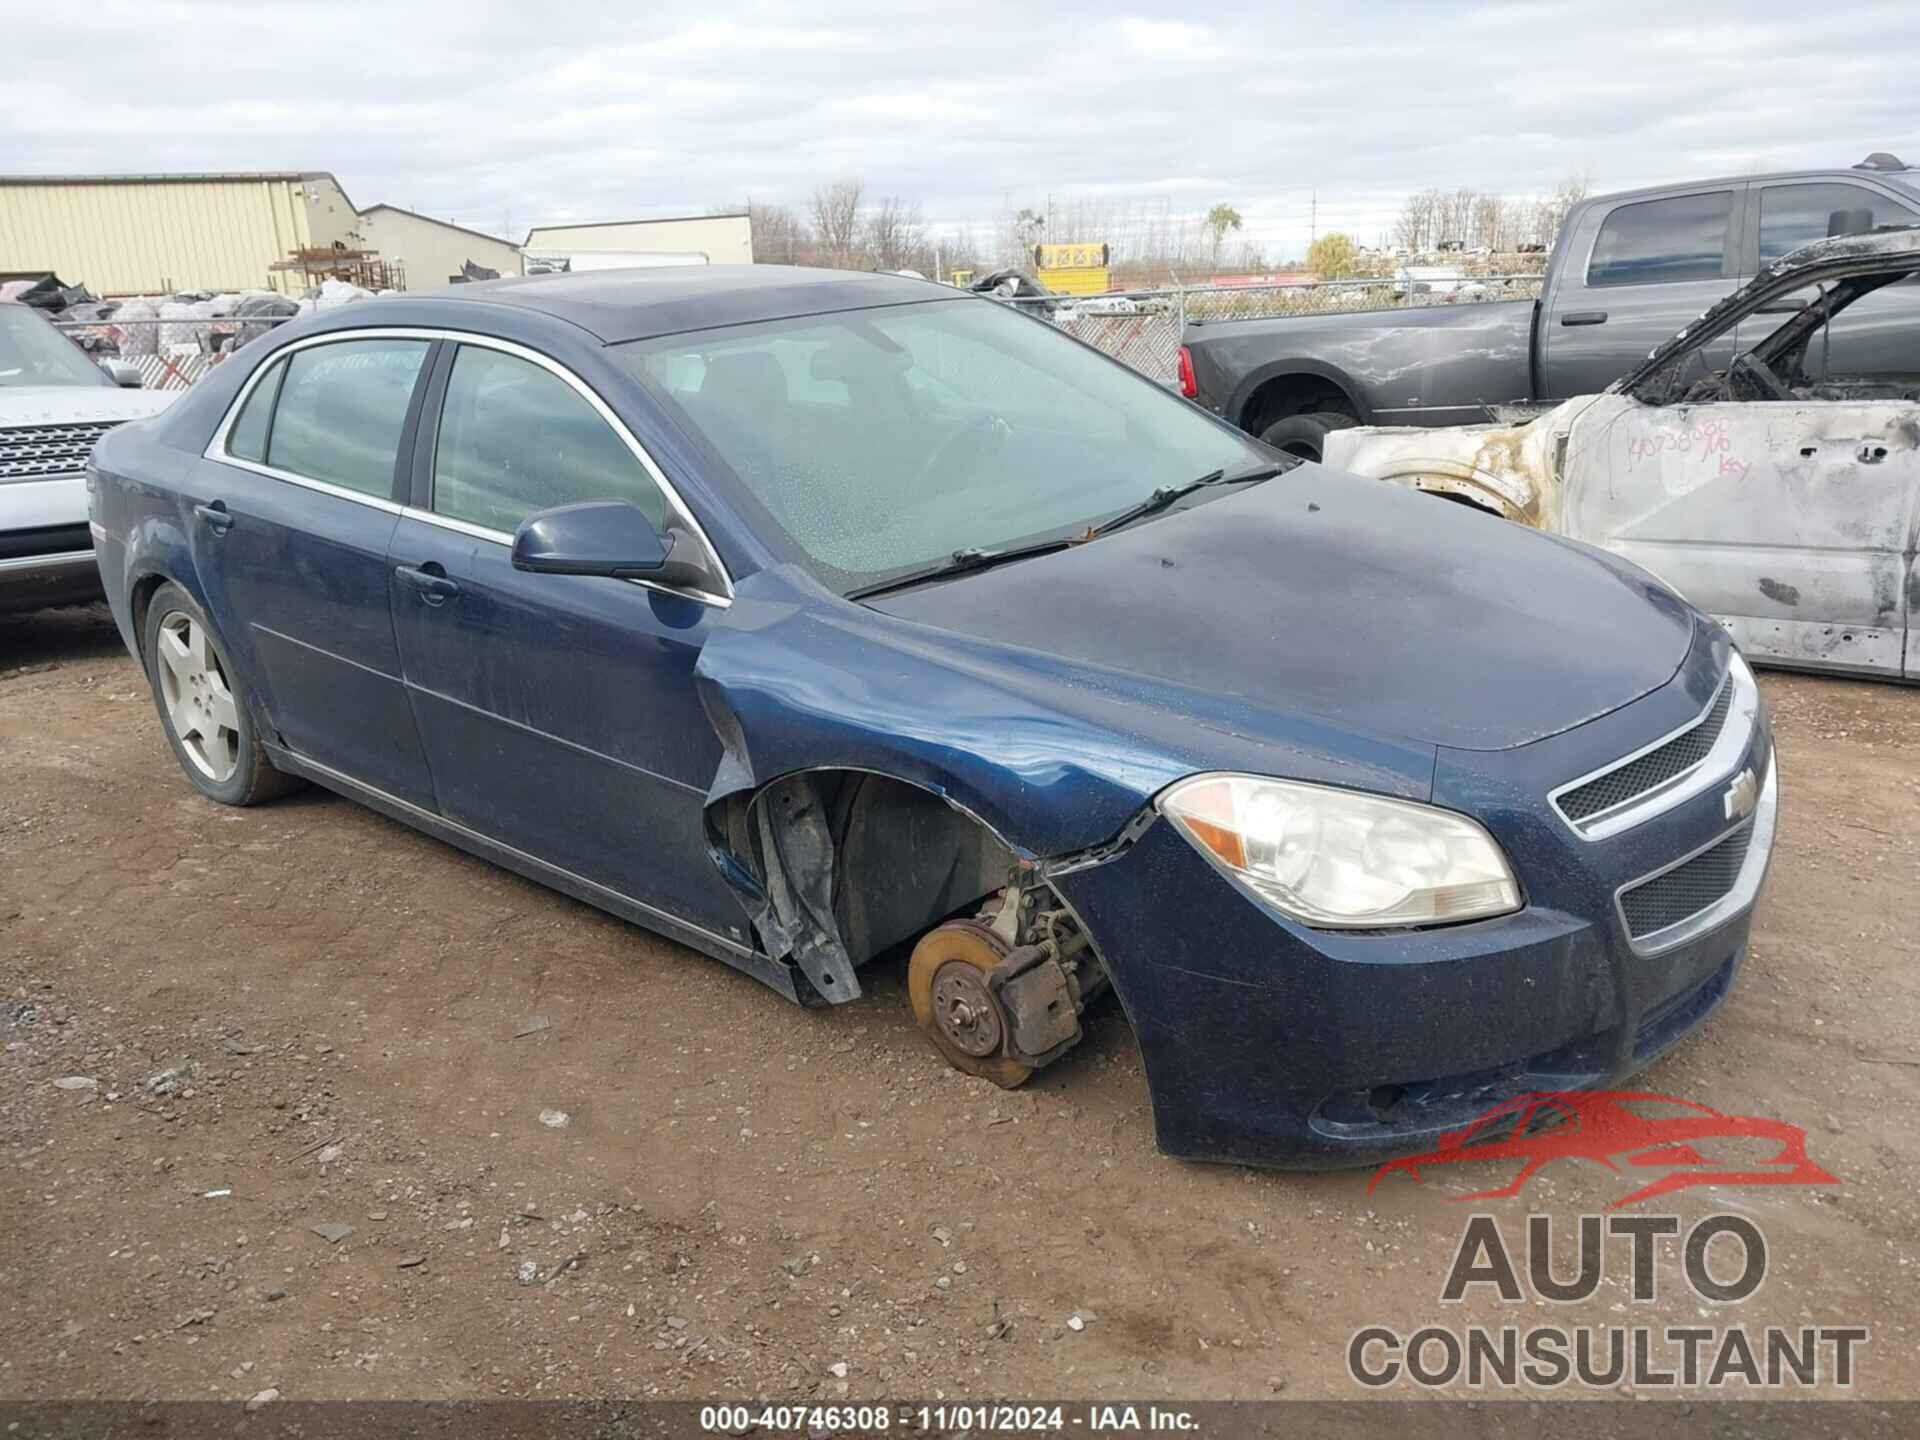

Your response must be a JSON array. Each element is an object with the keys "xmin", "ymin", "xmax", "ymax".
[
  {"xmin": 1584, "ymin": 165, "xmax": 1920, "ymax": 209},
  {"xmin": 400, "ymin": 264, "xmax": 956, "ymax": 345}
]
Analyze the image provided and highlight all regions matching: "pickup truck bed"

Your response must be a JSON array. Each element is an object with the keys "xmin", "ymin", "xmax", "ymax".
[{"xmin": 1183, "ymin": 297, "xmax": 1538, "ymax": 436}]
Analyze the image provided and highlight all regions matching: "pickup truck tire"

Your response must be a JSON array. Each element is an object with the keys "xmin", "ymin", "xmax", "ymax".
[{"xmin": 1258, "ymin": 411, "xmax": 1356, "ymax": 463}]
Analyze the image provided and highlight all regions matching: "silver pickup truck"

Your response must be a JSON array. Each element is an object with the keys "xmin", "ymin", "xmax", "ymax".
[
  {"xmin": 2, "ymin": 303, "xmax": 176, "ymax": 613},
  {"xmin": 1181, "ymin": 154, "xmax": 1920, "ymax": 460}
]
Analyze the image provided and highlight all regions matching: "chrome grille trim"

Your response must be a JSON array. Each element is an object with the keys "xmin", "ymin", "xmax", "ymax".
[
  {"xmin": 1613, "ymin": 752, "xmax": 1777, "ymax": 957},
  {"xmin": 1550, "ymin": 652, "xmax": 1759, "ymax": 842},
  {"xmin": 0, "ymin": 421, "xmax": 122, "ymax": 482}
]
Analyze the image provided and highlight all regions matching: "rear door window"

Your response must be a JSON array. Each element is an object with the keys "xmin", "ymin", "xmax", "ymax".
[
  {"xmin": 1758, "ymin": 182, "xmax": 1920, "ymax": 262},
  {"xmin": 265, "ymin": 339, "xmax": 431, "ymax": 498},
  {"xmin": 430, "ymin": 344, "xmax": 667, "ymax": 534},
  {"xmin": 1586, "ymin": 192, "xmax": 1735, "ymax": 287}
]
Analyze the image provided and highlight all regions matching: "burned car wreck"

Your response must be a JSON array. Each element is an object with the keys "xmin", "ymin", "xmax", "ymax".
[
  {"xmin": 1326, "ymin": 228, "xmax": 1920, "ymax": 680},
  {"xmin": 89, "ymin": 266, "xmax": 1774, "ymax": 1169}
]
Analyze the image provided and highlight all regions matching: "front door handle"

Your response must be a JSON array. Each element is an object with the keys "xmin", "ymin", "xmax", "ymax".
[
  {"xmin": 395, "ymin": 563, "xmax": 460, "ymax": 606},
  {"xmin": 1560, "ymin": 310, "xmax": 1608, "ymax": 327},
  {"xmin": 193, "ymin": 501, "xmax": 234, "ymax": 534}
]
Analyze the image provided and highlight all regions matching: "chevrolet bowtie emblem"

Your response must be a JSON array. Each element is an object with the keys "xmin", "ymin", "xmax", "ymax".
[{"xmin": 1724, "ymin": 767, "xmax": 1759, "ymax": 822}]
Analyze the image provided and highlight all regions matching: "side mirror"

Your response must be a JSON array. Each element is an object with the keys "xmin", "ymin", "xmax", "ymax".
[
  {"xmin": 510, "ymin": 499, "xmax": 721, "ymax": 594},
  {"xmin": 99, "ymin": 358, "xmax": 143, "ymax": 388}
]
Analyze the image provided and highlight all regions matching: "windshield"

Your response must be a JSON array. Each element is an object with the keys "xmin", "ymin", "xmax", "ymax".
[
  {"xmin": 618, "ymin": 297, "xmax": 1266, "ymax": 592},
  {"xmin": 0, "ymin": 304, "xmax": 110, "ymax": 389}
]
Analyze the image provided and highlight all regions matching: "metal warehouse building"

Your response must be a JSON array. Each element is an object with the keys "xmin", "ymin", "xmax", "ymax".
[
  {"xmin": 0, "ymin": 171, "xmax": 359, "ymax": 296},
  {"xmin": 524, "ymin": 212, "xmax": 753, "ymax": 264},
  {"xmin": 354, "ymin": 205, "xmax": 523, "ymax": 288}
]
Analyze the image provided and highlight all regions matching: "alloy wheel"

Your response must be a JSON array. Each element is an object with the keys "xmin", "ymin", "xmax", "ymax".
[{"xmin": 156, "ymin": 611, "xmax": 241, "ymax": 783}]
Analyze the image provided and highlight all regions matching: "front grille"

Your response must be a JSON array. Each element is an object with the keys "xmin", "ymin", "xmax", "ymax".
[
  {"xmin": 0, "ymin": 421, "xmax": 122, "ymax": 482},
  {"xmin": 1559, "ymin": 680, "xmax": 1734, "ymax": 823},
  {"xmin": 1619, "ymin": 825, "xmax": 1753, "ymax": 940}
]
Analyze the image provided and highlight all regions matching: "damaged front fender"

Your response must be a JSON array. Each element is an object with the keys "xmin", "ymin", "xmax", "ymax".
[
  {"xmin": 689, "ymin": 567, "xmax": 1196, "ymax": 1004},
  {"xmin": 1323, "ymin": 399, "xmax": 1584, "ymax": 529},
  {"xmin": 684, "ymin": 563, "xmax": 1441, "ymax": 1009}
]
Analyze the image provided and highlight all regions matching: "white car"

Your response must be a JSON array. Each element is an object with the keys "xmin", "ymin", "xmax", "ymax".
[
  {"xmin": 1327, "ymin": 228, "xmax": 1920, "ymax": 682},
  {"xmin": 1, "ymin": 303, "xmax": 176, "ymax": 612}
]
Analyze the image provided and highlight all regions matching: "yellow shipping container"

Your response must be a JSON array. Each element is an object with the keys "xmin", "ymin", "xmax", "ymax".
[
  {"xmin": 0, "ymin": 172, "xmax": 359, "ymax": 297},
  {"xmin": 1033, "ymin": 241, "xmax": 1111, "ymax": 296}
]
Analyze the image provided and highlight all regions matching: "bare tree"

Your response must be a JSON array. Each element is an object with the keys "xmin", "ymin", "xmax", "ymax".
[
  {"xmin": 1471, "ymin": 193, "xmax": 1506, "ymax": 251},
  {"xmin": 1394, "ymin": 189, "xmax": 1441, "ymax": 253},
  {"xmin": 1520, "ymin": 174, "xmax": 1590, "ymax": 251},
  {"xmin": 1435, "ymin": 187, "xmax": 1477, "ymax": 248},
  {"xmin": 735, "ymin": 202, "xmax": 809, "ymax": 265},
  {"xmin": 810, "ymin": 179, "xmax": 865, "ymax": 265},
  {"xmin": 867, "ymin": 196, "xmax": 928, "ymax": 272},
  {"xmin": 1542, "ymin": 173, "xmax": 1591, "ymax": 242}
]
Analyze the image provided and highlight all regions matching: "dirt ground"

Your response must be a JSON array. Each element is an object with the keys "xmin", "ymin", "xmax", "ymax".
[{"xmin": 3, "ymin": 601, "xmax": 1916, "ymax": 1405}]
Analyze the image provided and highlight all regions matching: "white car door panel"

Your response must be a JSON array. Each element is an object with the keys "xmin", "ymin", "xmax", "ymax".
[{"xmin": 1562, "ymin": 396, "xmax": 1920, "ymax": 678}]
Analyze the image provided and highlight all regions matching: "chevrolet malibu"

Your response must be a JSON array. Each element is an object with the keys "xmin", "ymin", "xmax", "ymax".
[{"xmin": 87, "ymin": 266, "xmax": 1777, "ymax": 1167}]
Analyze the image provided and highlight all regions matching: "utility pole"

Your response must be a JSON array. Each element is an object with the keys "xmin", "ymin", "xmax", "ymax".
[{"xmin": 1310, "ymin": 189, "xmax": 1317, "ymax": 248}]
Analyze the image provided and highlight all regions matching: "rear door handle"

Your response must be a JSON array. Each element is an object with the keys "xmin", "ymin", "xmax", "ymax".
[
  {"xmin": 193, "ymin": 501, "xmax": 234, "ymax": 534},
  {"xmin": 395, "ymin": 563, "xmax": 460, "ymax": 605},
  {"xmin": 1559, "ymin": 311, "xmax": 1608, "ymax": 327}
]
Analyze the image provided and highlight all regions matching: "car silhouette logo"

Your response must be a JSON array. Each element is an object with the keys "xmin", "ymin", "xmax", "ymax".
[
  {"xmin": 1724, "ymin": 767, "xmax": 1759, "ymax": 822},
  {"xmin": 1368, "ymin": 1090, "xmax": 1837, "ymax": 1209}
]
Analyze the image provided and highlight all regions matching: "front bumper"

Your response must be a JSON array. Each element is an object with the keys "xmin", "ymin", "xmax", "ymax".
[
  {"xmin": 0, "ymin": 546, "xmax": 103, "ymax": 612},
  {"xmin": 1052, "ymin": 651, "xmax": 1776, "ymax": 1169},
  {"xmin": 1, "ymin": 473, "xmax": 100, "ymax": 612}
]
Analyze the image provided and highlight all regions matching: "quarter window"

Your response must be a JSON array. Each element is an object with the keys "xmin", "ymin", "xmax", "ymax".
[
  {"xmin": 1586, "ymin": 192, "xmax": 1734, "ymax": 288},
  {"xmin": 431, "ymin": 345, "xmax": 667, "ymax": 534},
  {"xmin": 226, "ymin": 358, "xmax": 282, "ymax": 463},
  {"xmin": 1759, "ymin": 183, "xmax": 1920, "ymax": 262},
  {"xmin": 265, "ymin": 339, "xmax": 430, "ymax": 497}
]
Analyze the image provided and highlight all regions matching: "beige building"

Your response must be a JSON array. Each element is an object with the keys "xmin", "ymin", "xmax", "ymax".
[
  {"xmin": 523, "ymin": 211, "xmax": 752, "ymax": 265},
  {"xmin": 355, "ymin": 204, "xmax": 524, "ymax": 289},
  {"xmin": 0, "ymin": 171, "xmax": 358, "ymax": 296}
]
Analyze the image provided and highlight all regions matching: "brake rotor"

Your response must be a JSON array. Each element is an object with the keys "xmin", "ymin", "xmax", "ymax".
[{"xmin": 906, "ymin": 919, "xmax": 1033, "ymax": 1089}]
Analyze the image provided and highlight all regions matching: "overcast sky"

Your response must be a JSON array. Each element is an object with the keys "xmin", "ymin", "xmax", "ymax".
[{"xmin": 7, "ymin": 0, "xmax": 1914, "ymax": 259}]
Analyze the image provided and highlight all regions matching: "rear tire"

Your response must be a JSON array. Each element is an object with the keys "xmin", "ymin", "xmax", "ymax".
[
  {"xmin": 1259, "ymin": 410, "xmax": 1356, "ymax": 463},
  {"xmin": 141, "ymin": 581, "xmax": 301, "ymax": 807}
]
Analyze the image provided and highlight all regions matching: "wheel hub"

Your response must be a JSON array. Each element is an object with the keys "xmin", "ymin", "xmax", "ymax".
[
  {"xmin": 931, "ymin": 961, "xmax": 1003, "ymax": 1057},
  {"xmin": 156, "ymin": 611, "xmax": 240, "ymax": 784}
]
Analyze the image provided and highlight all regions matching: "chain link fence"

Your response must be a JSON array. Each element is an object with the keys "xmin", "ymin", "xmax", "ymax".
[
  {"xmin": 1010, "ymin": 274, "xmax": 1546, "ymax": 385},
  {"xmin": 53, "ymin": 314, "xmax": 298, "ymax": 390},
  {"xmin": 53, "ymin": 274, "xmax": 1547, "ymax": 394}
]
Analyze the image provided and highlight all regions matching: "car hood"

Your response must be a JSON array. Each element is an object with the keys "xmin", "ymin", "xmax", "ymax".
[
  {"xmin": 869, "ymin": 464, "xmax": 1694, "ymax": 752},
  {"xmin": 0, "ymin": 383, "xmax": 178, "ymax": 427}
]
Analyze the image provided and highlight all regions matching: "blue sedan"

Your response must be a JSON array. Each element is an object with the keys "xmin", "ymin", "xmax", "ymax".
[{"xmin": 87, "ymin": 266, "xmax": 1777, "ymax": 1167}]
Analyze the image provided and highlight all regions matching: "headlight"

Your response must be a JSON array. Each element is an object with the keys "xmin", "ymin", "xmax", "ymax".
[{"xmin": 1157, "ymin": 773, "xmax": 1520, "ymax": 928}]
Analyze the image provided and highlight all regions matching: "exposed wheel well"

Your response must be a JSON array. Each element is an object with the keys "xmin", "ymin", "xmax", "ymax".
[
  {"xmin": 713, "ymin": 769, "xmax": 1026, "ymax": 1003},
  {"xmin": 1239, "ymin": 373, "xmax": 1359, "ymax": 438},
  {"xmin": 1408, "ymin": 482, "xmax": 1512, "ymax": 520}
]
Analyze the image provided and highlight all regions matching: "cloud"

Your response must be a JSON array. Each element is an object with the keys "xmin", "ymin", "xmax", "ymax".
[{"xmin": 2, "ymin": 0, "xmax": 1912, "ymax": 259}]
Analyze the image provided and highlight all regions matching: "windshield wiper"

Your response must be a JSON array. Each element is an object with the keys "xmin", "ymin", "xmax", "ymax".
[
  {"xmin": 845, "ymin": 537, "xmax": 1076, "ymax": 601},
  {"xmin": 1084, "ymin": 461, "xmax": 1289, "ymax": 541},
  {"xmin": 845, "ymin": 462, "xmax": 1289, "ymax": 603}
]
